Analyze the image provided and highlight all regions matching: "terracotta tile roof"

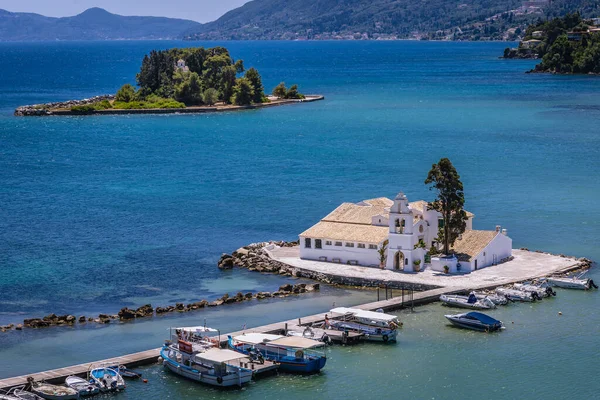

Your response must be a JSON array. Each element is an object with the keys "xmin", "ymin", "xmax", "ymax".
[
  {"xmin": 411, "ymin": 200, "xmax": 474, "ymax": 218},
  {"xmin": 361, "ymin": 197, "xmax": 394, "ymax": 207},
  {"xmin": 300, "ymin": 221, "xmax": 388, "ymax": 244},
  {"xmin": 322, "ymin": 202, "xmax": 390, "ymax": 225},
  {"xmin": 451, "ymin": 230, "xmax": 498, "ymax": 261}
]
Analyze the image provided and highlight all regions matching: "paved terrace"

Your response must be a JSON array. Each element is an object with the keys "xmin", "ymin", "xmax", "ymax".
[{"xmin": 268, "ymin": 247, "xmax": 581, "ymax": 290}]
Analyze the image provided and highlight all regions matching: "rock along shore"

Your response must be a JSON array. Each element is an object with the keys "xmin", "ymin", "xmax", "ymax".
[
  {"xmin": 0, "ymin": 282, "xmax": 319, "ymax": 333},
  {"xmin": 14, "ymin": 95, "xmax": 325, "ymax": 117}
]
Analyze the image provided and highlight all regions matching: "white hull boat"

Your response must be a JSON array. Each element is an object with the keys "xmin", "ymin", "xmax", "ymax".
[
  {"xmin": 327, "ymin": 307, "xmax": 401, "ymax": 343},
  {"xmin": 6, "ymin": 388, "xmax": 43, "ymax": 400},
  {"xmin": 513, "ymin": 283, "xmax": 556, "ymax": 298},
  {"xmin": 65, "ymin": 376, "xmax": 99, "ymax": 397},
  {"xmin": 473, "ymin": 292, "xmax": 509, "ymax": 305},
  {"xmin": 440, "ymin": 294, "xmax": 496, "ymax": 310},
  {"xmin": 89, "ymin": 367, "xmax": 126, "ymax": 392},
  {"xmin": 546, "ymin": 277, "xmax": 597, "ymax": 290},
  {"xmin": 495, "ymin": 287, "xmax": 538, "ymax": 302}
]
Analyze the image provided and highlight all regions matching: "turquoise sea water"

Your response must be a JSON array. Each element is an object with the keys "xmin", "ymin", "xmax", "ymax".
[{"xmin": 0, "ymin": 41, "xmax": 599, "ymax": 397}]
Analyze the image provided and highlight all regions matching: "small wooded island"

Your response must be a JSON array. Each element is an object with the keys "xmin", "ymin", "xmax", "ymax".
[
  {"xmin": 15, "ymin": 46, "xmax": 323, "ymax": 116},
  {"xmin": 503, "ymin": 13, "xmax": 600, "ymax": 74}
]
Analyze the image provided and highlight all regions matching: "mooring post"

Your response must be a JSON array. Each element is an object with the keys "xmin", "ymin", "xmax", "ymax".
[
  {"xmin": 377, "ymin": 287, "xmax": 380, "ymax": 301},
  {"xmin": 284, "ymin": 323, "xmax": 288, "ymax": 335}
]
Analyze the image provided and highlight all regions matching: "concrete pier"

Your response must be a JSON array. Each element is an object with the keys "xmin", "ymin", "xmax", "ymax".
[{"xmin": 0, "ymin": 248, "xmax": 587, "ymax": 391}]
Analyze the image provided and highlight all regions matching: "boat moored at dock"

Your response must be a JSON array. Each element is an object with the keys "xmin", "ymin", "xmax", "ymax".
[
  {"xmin": 445, "ymin": 312, "xmax": 503, "ymax": 332},
  {"xmin": 27, "ymin": 380, "xmax": 79, "ymax": 400},
  {"xmin": 440, "ymin": 293, "xmax": 497, "ymax": 309},
  {"xmin": 228, "ymin": 333, "xmax": 327, "ymax": 373},
  {"xmin": 89, "ymin": 366, "xmax": 126, "ymax": 392},
  {"xmin": 513, "ymin": 283, "xmax": 556, "ymax": 298},
  {"xmin": 495, "ymin": 287, "xmax": 538, "ymax": 302},
  {"xmin": 65, "ymin": 376, "xmax": 99, "ymax": 397},
  {"xmin": 326, "ymin": 307, "xmax": 400, "ymax": 342},
  {"xmin": 546, "ymin": 275, "xmax": 598, "ymax": 290}
]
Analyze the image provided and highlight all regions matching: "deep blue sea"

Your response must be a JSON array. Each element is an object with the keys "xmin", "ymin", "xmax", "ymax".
[{"xmin": 0, "ymin": 41, "xmax": 599, "ymax": 398}]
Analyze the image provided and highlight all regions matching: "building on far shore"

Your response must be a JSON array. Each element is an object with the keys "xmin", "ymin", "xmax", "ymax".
[{"xmin": 299, "ymin": 191, "xmax": 512, "ymax": 274}]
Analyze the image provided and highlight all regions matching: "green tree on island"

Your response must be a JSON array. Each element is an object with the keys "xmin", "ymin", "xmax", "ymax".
[
  {"xmin": 244, "ymin": 67, "xmax": 265, "ymax": 103},
  {"xmin": 285, "ymin": 84, "xmax": 305, "ymax": 99},
  {"xmin": 115, "ymin": 84, "xmax": 136, "ymax": 102},
  {"xmin": 231, "ymin": 78, "xmax": 255, "ymax": 105},
  {"xmin": 425, "ymin": 158, "xmax": 467, "ymax": 256},
  {"xmin": 202, "ymin": 88, "xmax": 219, "ymax": 106},
  {"xmin": 272, "ymin": 82, "xmax": 287, "ymax": 98},
  {"xmin": 174, "ymin": 72, "xmax": 203, "ymax": 105}
]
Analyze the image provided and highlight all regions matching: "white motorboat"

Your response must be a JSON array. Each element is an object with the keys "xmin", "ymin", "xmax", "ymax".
[
  {"xmin": 546, "ymin": 276, "xmax": 598, "ymax": 290},
  {"xmin": 65, "ymin": 376, "xmax": 99, "ymax": 397},
  {"xmin": 28, "ymin": 381, "xmax": 78, "ymax": 400},
  {"xmin": 89, "ymin": 366, "xmax": 125, "ymax": 392},
  {"xmin": 440, "ymin": 294, "xmax": 496, "ymax": 310},
  {"xmin": 473, "ymin": 292, "xmax": 509, "ymax": 305},
  {"xmin": 513, "ymin": 283, "xmax": 556, "ymax": 298},
  {"xmin": 327, "ymin": 307, "xmax": 401, "ymax": 342},
  {"xmin": 495, "ymin": 287, "xmax": 538, "ymax": 302}
]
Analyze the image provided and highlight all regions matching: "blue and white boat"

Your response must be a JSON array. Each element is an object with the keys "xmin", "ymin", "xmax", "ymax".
[
  {"xmin": 327, "ymin": 307, "xmax": 401, "ymax": 342},
  {"xmin": 228, "ymin": 333, "xmax": 326, "ymax": 373},
  {"xmin": 445, "ymin": 312, "xmax": 503, "ymax": 332},
  {"xmin": 89, "ymin": 366, "xmax": 125, "ymax": 392},
  {"xmin": 160, "ymin": 339, "xmax": 253, "ymax": 387}
]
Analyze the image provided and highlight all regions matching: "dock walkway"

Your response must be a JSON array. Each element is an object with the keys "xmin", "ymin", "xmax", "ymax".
[{"xmin": 0, "ymin": 250, "xmax": 584, "ymax": 390}]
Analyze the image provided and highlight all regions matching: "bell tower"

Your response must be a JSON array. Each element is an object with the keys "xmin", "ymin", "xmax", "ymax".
[{"xmin": 389, "ymin": 192, "xmax": 413, "ymax": 235}]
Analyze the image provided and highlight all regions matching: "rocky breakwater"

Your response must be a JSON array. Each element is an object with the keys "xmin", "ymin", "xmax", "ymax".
[
  {"xmin": 218, "ymin": 241, "xmax": 298, "ymax": 274},
  {"xmin": 14, "ymin": 95, "xmax": 115, "ymax": 116},
  {"xmin": 2, "ymin": 280, "xmax": 318, "ymax": 333}
]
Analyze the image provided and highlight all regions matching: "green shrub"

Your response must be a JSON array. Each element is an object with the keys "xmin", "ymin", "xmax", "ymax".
[
  {"xmin": 115, "ymin": 84, "xmax": 136, "ymax": 102},
  {"xmin": 70, "ymin": 105, "xmax": 96, "ymax": 114}
]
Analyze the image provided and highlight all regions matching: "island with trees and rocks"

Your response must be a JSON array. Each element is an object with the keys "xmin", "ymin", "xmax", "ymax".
[
  {"xmin": 14, "ymin": 46, "xmax": 322, "ymax": 116},
  {"xmin": 503, "ymin": 13, "xmax": 600, "ymax": 74}
]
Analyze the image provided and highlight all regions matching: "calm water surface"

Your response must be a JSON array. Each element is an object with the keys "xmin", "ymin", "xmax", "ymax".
[{"xmin": 0, "ymin": 41, "xmax": 599, "ymax": 397}]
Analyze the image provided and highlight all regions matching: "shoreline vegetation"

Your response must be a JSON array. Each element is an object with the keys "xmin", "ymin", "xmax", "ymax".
[
  {"xmin": 503, "ymin": 13, "xmax": 600, "ymax": 74},
  {"xmin": 14, "ymin": 46, "xmax": 321, "ymax": 116}
]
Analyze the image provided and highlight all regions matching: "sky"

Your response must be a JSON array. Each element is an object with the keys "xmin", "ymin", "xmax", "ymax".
[{"xmin": 0, "ymin": 0, "xmax": 251, "ymax": 23}]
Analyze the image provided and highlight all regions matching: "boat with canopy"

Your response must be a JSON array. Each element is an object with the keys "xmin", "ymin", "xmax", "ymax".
[
  {"xmin": 326, "ymin": 307, "xmax": 400, "ymax": 342},
  {"xmin": 228, "ymin": 333, "xmax": 327, "ymax": 373}
]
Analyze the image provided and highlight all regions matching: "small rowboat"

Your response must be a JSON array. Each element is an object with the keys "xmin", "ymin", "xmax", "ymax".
[
  {"xmin": 107, "ymin": 365, "xmax": 142, "ymax": 379},
  {"xmin": 546, "ymin": 277, "xmax": 598, "ymax": 290},
  {"xmin": 445, "ymin": 312, "xmax": 503, "ymax": 332},
  {"xmin": 89, "ymin": 367, "xmax": 126, "ymax": 392},
  {"xmin": 440, "ymin": 294, "xmax": 496, "ymax": 310},
  {"xmin": 29, "ymin": 381, "xmax": 78, "ymax": 400},
  {"xmin": 6, "ymin": 387, "xmax": 43, "ymax": 400},
  {"xmin": 65, "ymin": 376, "xmax": 99, "ymax": 396}
]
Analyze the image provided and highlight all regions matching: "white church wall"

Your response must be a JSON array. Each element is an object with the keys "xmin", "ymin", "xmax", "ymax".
[{"xmin": 299, "ymin": 237, "xmax": 381, "ymax": 267}]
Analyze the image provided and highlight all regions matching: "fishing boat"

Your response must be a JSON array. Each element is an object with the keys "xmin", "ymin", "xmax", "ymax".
[
  {"xmin": 440, "ymin": 293, "xmax": 497, "ymax": 309},
  {"xmin": 65, "ymin": 376, "xmax": 99, "ymax": 397},
  {"xmin": 6, "ymin": 387, "xmax": 43, "ymax": 400},
  {"xmin": 327, "ymin": 307, "xmax": 401, "ymax": 342},
  {"xmin": 89, "ymin": 366, "xmax": 125, "ymax": 392},
  {"xmin": 160, "ymin": 338, "xmax": 253, "ymax": 387},
  {"xmin": 445, "ymin": 312, "xmax": 503, "ymax": 332},
  {"xmin": 473, "ymin": 292, "xmax": 510, "ymax": 305},
  {"xmin": 513, "ymin": 283, "xmax": 556, "ymax": 298},
  {"xmin": 228, "ymin": 333, "xmax": 327, "ymax": 373},
  {"xmin": 495, "ymin": 287, "xmax": 538, "ymax": 302},
  {"xmin": 27, "ymin": 380, "xmax": 78, "ymax": 400},
  {"xmin": 546, "ymin": 276, "xmax": 598, "ymax": 290}
]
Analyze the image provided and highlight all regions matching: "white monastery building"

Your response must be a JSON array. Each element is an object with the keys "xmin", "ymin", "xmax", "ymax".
[{"xmin": 299, "ymin": 192, "xmax": 512, "ymax": 273}]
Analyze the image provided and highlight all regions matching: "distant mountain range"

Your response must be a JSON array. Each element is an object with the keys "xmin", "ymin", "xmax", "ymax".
[
  {"xmin": 0, "ymin": 7, "xmax": 202, "ymax": 41},
  {"xmin": 187, "ymin": 0, "xmax": 600, "ymax": 41}
]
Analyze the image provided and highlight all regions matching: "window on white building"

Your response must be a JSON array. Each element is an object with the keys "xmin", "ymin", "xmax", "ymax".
[
  {"xmin": 369, "ymin": 244, "xmax": 377, "ymax": 249},
  {"xmin": 357, "ymin": 243, "xmax": 365, "ymax": 248},
  {"xmin": 345, "ymin": 242, "xmax": 354, "ymax": 247},
  {"xmin": 325, "ymin": 240, "xmax": 332, "ymax": 246},
  {"xmin": 335, "ymin": 242, "xmax": 342, "ymax": 246},
  {"xmin": 305, "ymin": 238, "xmax": 311, "ymax": 248},
  {"xmin": 315, "ymin": 239, "xmax": 322, "ymax": 249}
]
